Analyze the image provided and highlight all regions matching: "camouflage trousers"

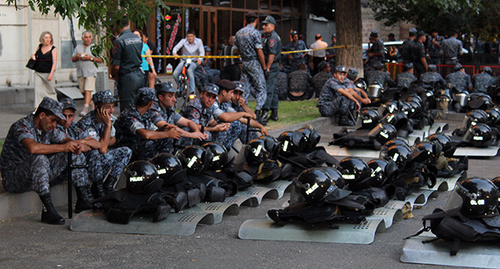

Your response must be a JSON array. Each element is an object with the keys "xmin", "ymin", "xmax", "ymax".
[
  {"xmin": 1, "ymin": 152, "xmax": 88, "ymax": 195},
  {"xmin": 212, "ymin": 121, "xmax": 242, "ymax": 150},
  {"xmin": 85, "ymin": 147, "xmax": 132, "ymax": 183},
  {"xmin": 241, "ymin": 60, "xmax": 267, "ymax": 110},
  {"xmin": 318, "ymin": 95, "xmax": 355, "ymax": 118},
  {"xmin": 238, "ymin": 120, "xmax": 260, "ymax": 144},
  {"xmin": 131, "ymin": 138, "xmax": 173, "ymax": 161}
]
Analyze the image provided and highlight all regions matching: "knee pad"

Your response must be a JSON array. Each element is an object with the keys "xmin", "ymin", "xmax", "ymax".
[{"xmin": 206, "ymin": 186, "xmax": 226, "ymax": 202}]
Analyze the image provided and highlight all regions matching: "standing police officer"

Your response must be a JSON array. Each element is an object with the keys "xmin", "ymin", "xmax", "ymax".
[
  {"xmin": 234, "ymin": 12, "xmax": 267, "ymax": 123},
  {"xmin": 0, "ymin": 97, "xmax": 90, "ymax": 224},
  {"xmin": 366, "ymin": 30, "xmax": 385, "ymax": 68},
  {"xmin": 441, "ymin": 30, "xmax": 463, "ymax": 65},
  {"xmin": 411, "ymin": 31, "xmax": 428, "ymax": 77},
  {"xmin": 401, "ymin": 28, "xmax": 417, "ymax": 64},
  {"xmin": 426, "ymin": 29, "xmax": 444, "ymax": 65},
  {"xmin": 110, "ymin": 16, "xmax": 144, "ymax": 112},
  {"xmin": 285, "ymin": 30, "xmax": 308, "ymax": 72},
  {"xmin": 77, "ymin": 90, "xmax": 133, "ymax": 196},
  {"xmin": 261, "ymin": 15, "xmax": 282, "ymax": 125}
]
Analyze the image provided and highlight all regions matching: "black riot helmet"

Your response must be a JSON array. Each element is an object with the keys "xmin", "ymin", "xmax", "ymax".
[
  {"xmin": 258, "ymin": 135, "xmax": 280, "ymax": 158},
  {"xmin": 383, "ymin": 145, "xmax": 412, "ymax": 170},
  {"xmin": 176, "ymin": 145, "xmax": 214, "ymax": 175},
  {"xmin": 355, "ymin": 78, "xmax": 368, "ymax": 92},
  {"xmin": 406, "ymin": 94, "xmax": 422, "ymax": 106},
  {"xmin": 448, "ymin": 177, "xmax": 500, "ymax": 219},
  {"xmin": 124, "ymin": 160, "xmax": 162, "ymax": 194},
  {"xmin": 337, "ymin": 157, "xmax": 373, "ymax": 191},
  {"xmin": 426, "ymin": 133, "xmax": 452, "ymax": 151},
  {"xmin": 378, "ymin": 101, "xmax": 399, "ymax": 116},
  {"xmin": 369, "ymin": 123, "xmax": 398, "ymax": 147},
  {"xmin": 149, "ymin": 153, "xmax": 183, "ymax": 185},
  {"xmin": 277, "ymin": 130, "xmax": 304, "ymax": 156},
  {"xmin": 322, "ymin": 167, "xmax": 346, "ymax": 189},
  {"xmin": 463, "ymin": 123, "xmax": 496, "ymax": 148},
  {"xmin": 380, "ymin": 112, "xmax": 409, "ymax": 131},
  {"xmin": 360, "ymin": 109, "xmax": 380, "ymax": 129},
  {"xmin": 246, "ymin": 138, "xmax": 271, "ymax": 164},
  {"xmin": 297, "ymin": 127, "xmax": 321, "ymax": 153},
  {"xmin": 203, "ymin": 141, "xmax": 229, "ymax": 171},
  {"xmin": 367, "ymin": 158, "xmax": 398, "ymax": 187},
  {"xmin": 413, "ymin": 141, "xmax": 443, "ymax": 165},
  {"xmin": 486, "ymin": 108, "xmax": 500, "ymax": 127},
  {"xmin": 291, "ymin": 168, "xmax": 350, "ymax": 204}
]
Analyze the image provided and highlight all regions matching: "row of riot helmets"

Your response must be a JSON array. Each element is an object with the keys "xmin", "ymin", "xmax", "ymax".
[{"xmin": 450, "ymin": 108, "xmax": 500, "ymax": 148}]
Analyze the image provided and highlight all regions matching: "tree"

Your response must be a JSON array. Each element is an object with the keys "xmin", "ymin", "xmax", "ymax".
[
  {"xmin": 7, "ymin": 0, "xmax": 167, "ymax": 61},
  {"xmin": 336, "ymin": 0, "xmax": 364, "ymax": 77},
  {"xmin": 368, "ymin": 0, "xmax": 499, "ymax": 39}
]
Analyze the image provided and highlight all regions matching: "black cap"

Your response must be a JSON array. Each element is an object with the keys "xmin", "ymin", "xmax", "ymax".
[
  {"xmin": 454, "ymin": 63, "xmax": 463, "ymax": 71},
  {"xmin": 404, "ymin": 62, "xmax": 414, "ymax": 71},
  {"xmin": 37, "ymin": 97, "xmax": 65, "ymax": 121},
  {"xmin": 216, "ymin": 79, "xmax": 236, "ymax": 91},
  {"xmin": 262, "ymin": 16, "xmax": 276, "ymax": 26},
  {"xmin": 60, "ymin": 98, "xmax": 76, "ymax": 111},
  {"xmin": 291, "ymin": 30, "xmax": 298, "ymax": 36},
  {"xmin": 370, "ymin": 30, "xmax": 378, "ymax": 37},
  {"xmin": 417, "ymin": 30, "xmax": 426, "ymax": 37}
]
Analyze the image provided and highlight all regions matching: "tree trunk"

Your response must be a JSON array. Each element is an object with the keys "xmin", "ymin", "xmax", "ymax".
[{"xmin": 336, "ymin": 0, "xmax": 364, "ymax": 77}]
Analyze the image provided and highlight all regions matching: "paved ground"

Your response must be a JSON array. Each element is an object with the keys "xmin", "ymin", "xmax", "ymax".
[{"xmin": 0, "ymin": 113, "xmax": 497, "ymax": 268}]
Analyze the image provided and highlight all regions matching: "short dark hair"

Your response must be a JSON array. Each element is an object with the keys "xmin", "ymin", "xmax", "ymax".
[
  {"xmin": 116, "ymin": 15, "xmax": 129, "ymax": 29},
  {"xmin": 34, "ymin": 107, "xmax": 55, "ymax": 118},
  {"xmin": 245, "ymin": 15, "xmax": 258, "ymax": 24},
  {"xmin": 187, "ymin": 29, "xmax": 196, "ymax": 36}
]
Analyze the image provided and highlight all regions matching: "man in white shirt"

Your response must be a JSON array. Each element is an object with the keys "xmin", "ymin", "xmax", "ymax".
[
  {"xmin": 172, "ymin": 30, "xmax": 205, "ymax": 94},
  {"xmin": 309, "ymin": 34, "xmax": 328, "ymax": 76}
]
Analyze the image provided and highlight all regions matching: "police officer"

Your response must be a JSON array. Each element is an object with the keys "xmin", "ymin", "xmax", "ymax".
[
  {"xmin": 441, "ymin": 30, "xmax": 463, "ymax": 65},
  {"xmin": 426, "ymin": 29, "xmax": 444, "ymax": 65},
  {"xmin": 285, "ymin": 30, "xmax": 308, "ymax": 72},
  {"xmin": 288, "ymin": 63, "xmax": 313, "ymax": 100},
  {"xmin": 365, "ymin": 62, "xmax": 395, "ymax": 88},
  {"xmin": 366, "ymin": 30, "xmax": 385, "ymax": 68},
  {"xmin": 472, "ymin": 66, "xmax": 496, "ymax": 93},
  {"xmin": 77, "ymin": 90, "xmax": 133, "ymax": 196},
  {"xmin": 446, "ymin": 63, "xmax": 472, "ymax": 92},
  {"xmin": 312, "ymin": 61, "xmax": 333, "ymax": 98},
  {"xmin": 114, "ymin": 87, "xmax": 181, "ymax": 161},
  {"xmin": 396, "ymin": 63, "xmax": 418, "ymax": 89},
  {"xmin": 317, "ymin": 65, "xmax": 361, "ymax": 126},
  {"xmin": 261, "ymin": 15, "xmax": 282, "ymax": 125},
  {"xmin": 0, "ymin": 97, "xmax": 91, "ymax": 224},
  {"xmin": 234, "ymin": 12, "xmax": 267, "ymax": 122},
  {"xmin": 401, "ymin": 28, "xmax": 417, "ymax": 64},
  {"xmin": 420, "ymin": 64, "xmax": 446, "ymax": 88},
  {"xmin": 110, "ymin": 16, "xmax": 144, "ymax": 112},
  {"xmin": 152, "ymin": 82, "xmax": 208, "ymax": 149},
  {"xmin": 411, "ymin": 31, "xmax": 428, "ymax": 77}
]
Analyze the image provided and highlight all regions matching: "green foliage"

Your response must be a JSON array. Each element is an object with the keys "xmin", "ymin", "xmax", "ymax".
[
  {"xmin": 6, "ymin": 0, "xmax": 168, "ymax": 62},
  {"xmin": 368, "ymin": 0, "xmax": 500, "ymax": 38}
]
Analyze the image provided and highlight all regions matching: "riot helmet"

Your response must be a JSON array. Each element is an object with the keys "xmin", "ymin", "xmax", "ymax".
[
  {"xmin": 291, "ymin": 168, "xmax": 349, "ymax": 205},
  {"xmin": 463, "ymin": 123, "xmax": 496, "ymax": 148},
  {"xmin": 380, "ymin": 112, "xmax": 409, "ymax": 131},
  {"xmin": 337, "ymin": 157, "xmax": 373, "ymax": 190},
  {"xmin": 297, "ymin": 127, "xmax": 321, "ymax": 153},
  {"xmin": 203, "ymin": 141, "xmax": 229, "ymax": 171},
  {"xmin": 323, "ymin": 167, "xmax": 346, "ymax": 189},
  {"xmin": 445, "ymin": 177, "xmax": 499, "ymax": 219},
  {"xmin": 246, "ymin": 138, "xmax": 271, "ymax": 164},
  {"xmin": 176, "ymin": 145, "xmax": 214, "ymax": 175},
  {"xmin": 367, "ymin": 158, "xmax": 398, "ymax": 187},
  {"xmin": 360, "ymin": 109, "xmax": 380, "ymax": 129},
  {"xmin": 150, "ymin": 153, "xmax": 183, "ymax": 185},
  {"xmin": 378, "ymin": 101, "xmax": 399, "ymax": 116},
  {"xmin": 124, "ymin": 160, "xmax": 162, "ymax": 194},
  {"xmin": 383, "ymin": 145, "xmax": 412, "ymax": 170},
  {"xmin": 413, "ymin": 141, "xmax": 443, "ymax": 165},
  {"xmin": 486, "ymin": 108, "xmax": 500, "ymax": 127},
  {"xmin": 369, "ymin": 123, "xmax": 398, "ymax": 147},
  {"xmin": 355, "ymin": 78, "xmax": 368, "ymax": 92}
]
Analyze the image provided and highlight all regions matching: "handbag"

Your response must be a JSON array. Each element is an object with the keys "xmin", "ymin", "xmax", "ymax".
[{"xmin": 26, "ymin": 58, "xmax": 37, "ymax": 70}]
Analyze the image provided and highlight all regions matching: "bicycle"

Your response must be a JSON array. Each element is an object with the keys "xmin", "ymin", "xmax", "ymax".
[{"xmin": 176, "ymin": 58, "xmax": 197, "ymax": 109}]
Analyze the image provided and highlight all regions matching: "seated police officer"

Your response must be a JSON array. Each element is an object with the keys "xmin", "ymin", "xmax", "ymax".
[
  {"xmin": 446, "ymin": 63, "xmax": 473, "ymax": 92},
  {"xmin": 420, "ymin": 64, "xmax": 445, "ymax": 89},
  {"xmin": 365, "ymin": 61, "xmax": 395, "ymax": 89},
  {"xmin": 77, "ymin": 90, "xmax": 132, "ymax": 196},
  {"xmin": 0, "ymin": 97, "xmax": 91, "ymax": 225},
  {"xmin": 231, "ymin": 81, "xmax": 269, "ymax": 140},
  {"xmin": 115, "ymin": 87, "xmax": 181, "ymax": 161},
  {"xmin": 312, "ymin": 61, "xmax": 333, "ymax": 98},
  {"xmin": 317, "ymin": 65, "xmax": 361, "ymax": 126},
  {"xmin": 152, "ymin": 81, "xmax": 208, "ymax": 150},
  {"xmin": 396, "ymin": 62, "xmax": 418, "ymax": 89}
]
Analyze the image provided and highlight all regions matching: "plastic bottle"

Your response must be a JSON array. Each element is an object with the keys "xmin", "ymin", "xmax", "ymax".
[{"xmin": 166, "ymin": 63, "xmax": 173, "ymax": 74}]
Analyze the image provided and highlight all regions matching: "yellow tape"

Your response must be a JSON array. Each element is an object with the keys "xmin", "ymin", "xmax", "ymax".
[{"xmin": 142, "ymin": 45, "xmax": 350, "ymax": 58}]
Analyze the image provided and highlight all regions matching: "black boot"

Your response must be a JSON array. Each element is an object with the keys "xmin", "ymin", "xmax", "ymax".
[
  {"xmin": 270, "ymin": 109, "xmax": 279, "ymax": 121},
  {"xmin": 75, "ymin": 185, "xmax": 93, "ymax": 213},
  {"xmin": 91, "ymin": 181, "xmax": 106, "ymax": 199},
  {"xmin": 103, "ymin": 176, "xmax": 118, "ymax": 195},
  {"xmin": 255, "ymin": 110, "xmax": 262, "ymax": 122},
  {"xmin": 40, "ymin": 194, "xmax": 65, "ymax": 225},
  {"xmin": 260, "ymin": 110, "xmax": 269, "ymax": 126}
]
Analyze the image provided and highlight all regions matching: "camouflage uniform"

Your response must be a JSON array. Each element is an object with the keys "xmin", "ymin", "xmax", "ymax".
[
  {"xmin": 317, "ymin": 77, "xmax": 357, "ymax": 125},
  {"xmin": 227, "ymin": 100, "xmax": 259, "ymax": 144},
  {"xmin": 312, "ymin": 71, "xmax": 333, "ymax": 98},
  {"xmin": 276, "ymin": 72, "xmax": 289, "ymax": 100},
  {"xmin": 446, "ymin": 71, "xmax": 472, "ymax": 92},
  {"xmin": 396, "ymin": 71, "xmax": 418, "ymax": 89},
  {"xmin": 421, "ymin": 71, "xmax": 446, "ymax": 88},
  {"xmin": 427, "ymin": 35, "xmax": 444, "ymax": 64},
  {"xmin": 442, "ymin": 37, "xmax": 463, "ymax": 65},
  {"xmin": 262, "ymin": 29, "xmax": 282, "ymax": 111},
  {"xmin": 235, "ymin": 24, "xmax": 267, "ymax": 110},
  {"xmin": 401, "ymin": 38, "xmax": 414, "ymax": 63},
  {"xmin": 288, "ymin": 69, "xmax": 313, "ymax": 99},
  {"xmin": 0, "ymin": 114, "xmax": 88, "ymax": 195},
  {"xmin": 472, "ymin": 73, "xmax": 496, "ymax": 93},
  {"xmin": 368, "ymin": 38, "xmax": 385, "ymax": 67},
  {"xmin": 77, "ymin": 110, "xmax": 132, "ymax": 183},
  {"xmin": 365, "ymin": 69, "xmax": 395, "ymax": 88},
  {"xmin": 179, "ymin": 97, "xmax": 216, "ymax": 147},
  {"xmin": 114, "ymin": 104, "xmax": 170, "ymax": 161},
  {"xmin": 285, "ymin": 40, "xmax": 307, "ymax": 71},
  {"xmin": 211, "ymin": 100, "xmax": 242, "ymax": 149}
]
